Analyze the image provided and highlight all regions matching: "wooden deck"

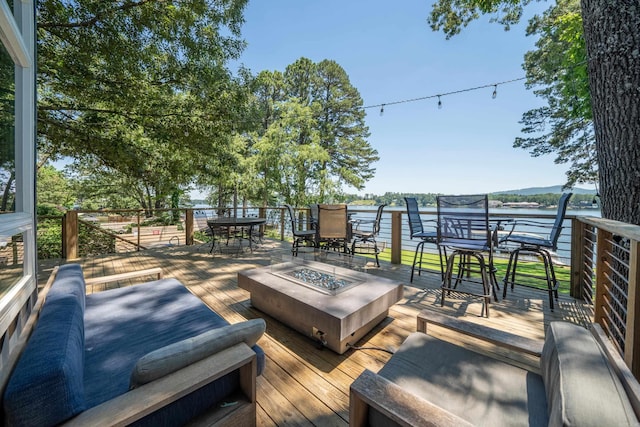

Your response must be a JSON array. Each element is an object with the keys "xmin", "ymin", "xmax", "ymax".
[{"xmin": 37, "ymin": 239, "xmax": 593, "ymax": 427}]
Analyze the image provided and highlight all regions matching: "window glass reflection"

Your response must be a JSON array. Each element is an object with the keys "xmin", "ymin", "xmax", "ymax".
[
  {"xmin": 0, "ymin": 42, "xmax": 16, "ymax": 214},
  {"xmin": 0, "ymin": 232, "xmax": 24, "ymax": 298}
]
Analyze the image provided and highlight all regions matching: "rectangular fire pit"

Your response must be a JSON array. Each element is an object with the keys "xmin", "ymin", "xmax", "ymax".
[{"xmin": 238, "ymin": 260, "xmax": 403, "ymax": 354}]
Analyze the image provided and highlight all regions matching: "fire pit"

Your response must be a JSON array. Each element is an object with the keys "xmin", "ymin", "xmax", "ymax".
[
  {"xmin": 238, "ymin": 259, "xmax": 403, "ymax": 354},
  {"xmin": 269, "ymin": 262, "xmax": 364, "ymax": 295}
]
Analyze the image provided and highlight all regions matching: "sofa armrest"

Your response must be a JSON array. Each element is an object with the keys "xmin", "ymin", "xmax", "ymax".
[
  {"xmin": 591, "ymin": 323, "xmax": 640, "ymax": 420},
  {"xmin": 63, "ymin": 342, "xmax": 256, "ymax": 427},
  {"xmin": 84, "ymin": 267, "xmax": 163, "ymax": 287},
  {"xmin": 417, "ymin": 310, "xmax": 543, "ymax": 357},
  {"xmin": 350, "ymin": 369, "xmax": 472, "ymax": 427}
]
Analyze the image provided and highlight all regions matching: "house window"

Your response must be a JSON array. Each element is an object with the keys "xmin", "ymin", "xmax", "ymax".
[
  {"xmin": 0, "ymin": 0, "xmax": 36, "ymax": 312},
  {"xmin": 1, "ymin": 41, "xmax": 16, "ymax": 214}
]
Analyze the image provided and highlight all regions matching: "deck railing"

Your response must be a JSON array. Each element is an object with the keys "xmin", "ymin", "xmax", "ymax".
[{"xmin": 49, "ymin": 206, "xmax": 640, "ymax": 377}]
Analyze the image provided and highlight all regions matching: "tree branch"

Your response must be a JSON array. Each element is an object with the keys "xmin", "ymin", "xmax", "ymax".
[{"xmin": 39, "ymin": 0, "xmax": 166, "ymax": 29}]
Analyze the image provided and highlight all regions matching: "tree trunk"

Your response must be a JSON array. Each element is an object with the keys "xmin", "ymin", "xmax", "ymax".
[
  {"xmin": 1, "ymin": 171, "xmax": 14, "ymax": 212},
  {"xmin": 581, "ymin": 0, "xmax": 640, "ymax": 224}
]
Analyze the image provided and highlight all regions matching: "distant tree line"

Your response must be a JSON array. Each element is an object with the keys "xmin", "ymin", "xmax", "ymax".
[{"xmin": 344, "ymin": 192, "xmax": 598, "ymax": 208}]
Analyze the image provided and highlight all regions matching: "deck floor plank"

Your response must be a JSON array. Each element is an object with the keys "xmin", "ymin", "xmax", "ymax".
[{"xmin": 40, "ymin": 240, "xmax": 592, "ymax": 426}]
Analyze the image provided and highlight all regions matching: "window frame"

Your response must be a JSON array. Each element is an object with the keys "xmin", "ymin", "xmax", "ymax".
[{"xmin": 0, "ymin": 0, "xmax": 36, "ymax": 331}]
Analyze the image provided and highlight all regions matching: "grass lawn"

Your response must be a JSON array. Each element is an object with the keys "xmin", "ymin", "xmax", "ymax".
[{"xmin": 376, "ymin": 249, "xmax": 572, "ymax": 295}]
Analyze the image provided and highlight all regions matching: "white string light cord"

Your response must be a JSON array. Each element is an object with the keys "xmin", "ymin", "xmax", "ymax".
[
  {"xmin": 366, "ymin": 59, "xmax": 590, "ymax": 115},
  {"xmin": 367, "ymin": 76, "xmax": 526, "ymax": 116}
]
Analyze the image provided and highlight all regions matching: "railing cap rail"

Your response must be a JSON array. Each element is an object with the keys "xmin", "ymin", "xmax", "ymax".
[{"xmin": 578, "ymin": 216, "xmax": 640, "ymax": 241}]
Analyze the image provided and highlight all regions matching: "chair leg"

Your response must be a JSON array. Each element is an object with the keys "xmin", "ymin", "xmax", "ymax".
[
  {"xmin": 437, "ymin": 244, "xmax": 446, "ymax": 281},
  {"xmin": 474, "ymin": 252, "xmax": 491, "ymax": 318},
  {"xmin": 441, "ymin": 251, "xmax": 458, "ymax": 307},
  {"xmin": 373, "ymin": 239, "xmax": 380, "ymax": 267},
  {"xmin": 417, "ymin": 242, "xmax": 426, "ymax": 277},
  {"xmin": 410, "ymin": 241, "xmax": 424, "ymax": 283},
  {"xmin": 502, "ymin": 249, "xmax": 517, "ymax": 298},
  {"xmin": 539, "ymin": 249, "xmax": 557, "ymax": 311}
]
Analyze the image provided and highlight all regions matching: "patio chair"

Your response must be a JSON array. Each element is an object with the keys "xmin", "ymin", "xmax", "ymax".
[
  {"xmin": 404, "ymin": 197, "xmax": 445, "ymax": 282},
  {"xmin": 316, "ymin": 204, "xmax": 350, "ymax": 253},
  {"xmin": 309, "ymin": 204, "xmax": 318, "ymax": 229},
  {"xmin": 437, "ymin": 194, "xmax": 498, "ymax": 317},
  {"xmin": 350, "ymin": 204, "xmax": 386, "ymax": 267},
  {"xmin": 284, "ymin": 204, "xmax": 316, "ymax": 256},
  {"xmin": 500, "ymin": 192, "xmax": 573, "ymax": 310}
]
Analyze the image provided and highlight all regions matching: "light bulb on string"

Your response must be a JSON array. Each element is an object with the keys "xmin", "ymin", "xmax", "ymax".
[
  {"xmin": 437, "ymin": 95, "xmax": 442, "ymax": 109},
  {"xmin": 492, "ymin": 85, "xmax": 497, "ymax": 99},
  {"xmin": 380, "ymin": 104, "xmax": 384, "ymax": 116}
]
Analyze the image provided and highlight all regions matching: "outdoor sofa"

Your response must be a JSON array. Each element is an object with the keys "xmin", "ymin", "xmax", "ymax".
[
  {"xmin": 350, "ymin": 310, "xmax": 640, "ymax": 426},
  {"xmin": 2, "ymin": 264, "xmax": 266, "ymax": 426}
]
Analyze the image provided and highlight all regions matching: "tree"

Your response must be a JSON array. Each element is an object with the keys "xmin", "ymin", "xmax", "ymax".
[
  {"xmin": 36, "ymin": 165, "xmax": 75, "ymax": 212},
  {"xmin": 246, "ymin": 58, "xmax": 379, "ymax": 206},
  {"xmin": 37, "ymin": 0, "xmax": 251, "ymax": 208},
  {"xmin": 516, "ymin": 0, "xmax": 595, "ymax": 187},
  {"xmin": 428, "ymin": 0, "xmax": 640, "ymax": 224}
]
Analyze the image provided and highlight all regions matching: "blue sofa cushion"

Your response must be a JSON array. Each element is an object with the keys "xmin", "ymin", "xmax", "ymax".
[
  {"xmin": 83, "ymin": 278, "xmax": 265, "ymax": 410},
  {"xmin": 48, "ymin": 263, "xmax": 86, "ymax": 312},
  {"xmin": 4, "ymin": 295, "xmax": 86, "ymax": 427},
  {"xmin": 47, "ymin": 264, "xmax": 86, "ymax": 313},
  {"xmin": 130, "ymin": 318, "xmax": 266, "ymax": 388}
]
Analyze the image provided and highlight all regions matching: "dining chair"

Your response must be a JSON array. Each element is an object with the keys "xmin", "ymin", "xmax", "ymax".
[
  {"xmin": 350, "ymin": 204, "xmax": 386, "ymax": 266},
  {"xmin": 437, "ymin": 194, "xmax": 498, "ymax": 317},
  {"xmin": 404, "ymin": 197, "xmax": 445, "ymax": 282},
  {"xmin": 316, "ymin": 204, "xmax": 350, "ymax": 253},
  {"xmin": 284, "ymin": 204, "xmax": 316, "ymax": 256},
  {"xmin": 500, "ymin": 193, "xmax": 573, "ymax": 310}
]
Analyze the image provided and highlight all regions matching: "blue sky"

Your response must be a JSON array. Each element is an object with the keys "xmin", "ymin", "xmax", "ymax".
[{"xmin": 231, "ymin": 0, "xmax": 579, "ymax": 196}]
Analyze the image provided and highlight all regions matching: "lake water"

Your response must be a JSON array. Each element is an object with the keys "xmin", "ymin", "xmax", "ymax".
[{"xmin": 347, "ymin": 205, "xmax": 599, "ymax": 263}]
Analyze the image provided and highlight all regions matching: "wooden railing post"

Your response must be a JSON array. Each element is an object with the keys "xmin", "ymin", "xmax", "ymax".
[
  {"xmin": 391, "ymin": 211, "xmax": 402, "ymax": 264},
  {"xmin": 594, "ymin": 228, "xmax": 613, "ymax": 326},
  {"xmin": 570, "ymin": 218, "xmax": 586, "ymax": 299},
  {"xmin": 63, "ymin": 210, "xmax": 78, "ymax": 260},
  {"xmin": 626, "ymin": 239, "xmax": 640, "ymax": 377},
  {"xmin": 185, "ymin": 209, "xmax": 194, "ymax": 245}
]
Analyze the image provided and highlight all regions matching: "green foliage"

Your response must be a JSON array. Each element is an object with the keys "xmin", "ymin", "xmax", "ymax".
[
  {"xmin": 428, "ymin": 0, "xmax": 596, "ymax": 188},
  {"xmin": 428, "ymin": 0, "xmax": 532, "ymax": 39},
  {"xmin": 517, "ymin": 0, "xmax": 595, "ymax": 187},
  {"xmin": 37, "ymin": 0, "xmax": 251, "ymax": 209},
  {"xmin": 37, "ymin": 165, "xmax": 75, "ymax": 210},
  {"xmin": 37, "ymin": 218, "xmax": 63, "ymax": 259},
  {"xmin": 244, "ymin": 57, "xmax": 378, "ymax": 207},
  {"xmin": 78, "ymin": 223, "xmax": 116, "ymax": 257}
]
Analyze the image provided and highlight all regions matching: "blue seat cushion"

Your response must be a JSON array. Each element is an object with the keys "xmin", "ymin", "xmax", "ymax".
[
  {"xmin": 83, "ymin": 278, "xmax": 264, "ymax": 419},
  {"xmin": 4, "ymin": 295, "xmax": 86, "ymax": 427}
]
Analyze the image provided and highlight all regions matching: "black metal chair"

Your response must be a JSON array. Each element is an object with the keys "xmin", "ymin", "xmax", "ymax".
[
  {"xmin": 500, "ymin": 193, "xmax": 573, "ymax": 310},
  {"xmin": 350, "ymin": 204, "xmax": 386, "ymax": 267},
  {"xmin": 404, "ymin": 197, "xmax": 445, "ymax": 282},
  {"xmin": 437, "ymin": 194, "xmax": 498, "ymax": 317},
  {"xmin": 284, "ymin": 204, "xmax": 316, "ymax": 256}
]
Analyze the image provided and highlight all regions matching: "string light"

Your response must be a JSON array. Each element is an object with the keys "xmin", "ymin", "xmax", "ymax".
[
  {"xmin": 437, "ymin": 95, "xmax": 442, "ymax": 109},
  {"xmin": 363, "ymin": 76, "xmax": 526, "ymax": 112},
  {"xmin": 492, "ymin": 85, "xmax": 497, "ymax": 99},
  {"xmin": 380, "ymin": 104, "xmax": 384, "ymax": 116}
]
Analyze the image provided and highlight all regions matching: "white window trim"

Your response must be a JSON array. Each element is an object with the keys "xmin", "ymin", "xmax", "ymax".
[
  {"xmin": 0, "ymin": 1, "xmax": 31, "ymax": 67},
  {"xmin": 0, "ymin": 0, "xmax": 36, "ymax": 310}
]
